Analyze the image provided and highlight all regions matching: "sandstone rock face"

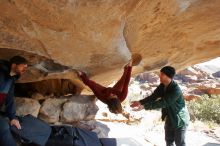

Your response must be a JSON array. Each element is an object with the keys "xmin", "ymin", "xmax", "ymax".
[
  {"xmin": 135, "ymin": 72, "xmax": 159, "ymax": 84},
  {"xmin": 175, "ymin": 67, "xmax": 213, "ymax": 83},
  {"xmin": 15, "ymin": 97, "xmax": 41, "ymax": 117},
  {"xmin": 1, "ymin": 0, "xmax": 220, "ymax": 90},
  {"xmin": 196, "ymin": 87, "xmax": 220, "ymax": 96},
  {"xmin": 184, "ymin": 95, "xmax": 201, "ymax": 101},
  {"xmin": 31, "ymin": 93, "xmax": 49, "ymax": 101},
  {"xmin": 61, "ymin": 95, "xmax": 98, "ymax": 123},
  {"xmin": 15, "ymin": 79, "xmax": 81, "ymax": 96}
]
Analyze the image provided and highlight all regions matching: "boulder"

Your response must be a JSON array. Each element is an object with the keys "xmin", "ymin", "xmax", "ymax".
[
  {"xmin": 39, "ymin": 98, "xmax": 67, "ymax": 123},
  {"xmin": 204, "ymin": 88, "xmax": 220, "ymax": 96},
  {"xmin": 188, "ymin": 88, "xmax": 206, "ymax": 96},
  {"xmin": 15, "ymin": 97, "xmax": 41, "ymax": 117},
  {"xmin": 60, "ymin": 95, "xmax": 98, "ymax": 123},
  {"xmin": 184, "ymin": 94, "xmax": 201, "ymax": 101}
]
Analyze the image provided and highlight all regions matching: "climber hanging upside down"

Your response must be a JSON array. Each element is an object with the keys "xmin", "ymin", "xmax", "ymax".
[{"xmin": 77, "ymin": 60, "xmax": 133, "ymax": 114}]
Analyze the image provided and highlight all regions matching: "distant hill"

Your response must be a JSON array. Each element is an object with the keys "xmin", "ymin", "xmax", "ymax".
[{"xmin": 195, "ymin": 57, "xmax": 220, "ymax": 74}]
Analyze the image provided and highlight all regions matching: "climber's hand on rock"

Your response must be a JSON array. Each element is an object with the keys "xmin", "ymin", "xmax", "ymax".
[
  {"xmin": 76, "ymin": 70, "xmax": 84, "ymax": 78},
  {"xmin": 126, "ymin": 59, "xmax": 133, "ymax": 67}
]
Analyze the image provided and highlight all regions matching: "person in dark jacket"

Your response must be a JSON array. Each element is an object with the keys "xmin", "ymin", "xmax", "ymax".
[
  {"xmin": 77, "ymin": 60, "xmax": 132, "ymax": 114},
  {"xmin": 130, "ymin": 66, "xmax": 190, "ymax": 146},
  {"xmin": 0, "ymin": 56, "xmax": 28, "ymax": 146}
]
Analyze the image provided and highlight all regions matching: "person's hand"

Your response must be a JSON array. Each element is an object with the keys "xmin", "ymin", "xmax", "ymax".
[
  {"xmin": 130, "ymin": 101, "xmax": 141, "ymax": 108},
  {"xmin": 130, "ymin": 101, "xmax": 144, "ymax": 111},
  {"xmin": 128, "ymin": 59, "xmax": 133, "ymax": 67},
  {"xmin": 132, "ymin": 105, "xmax": 144, "ymax": 111},
  {"xmin": 10, "ymin": 119, "xmax": 21, "ymax": 130}
]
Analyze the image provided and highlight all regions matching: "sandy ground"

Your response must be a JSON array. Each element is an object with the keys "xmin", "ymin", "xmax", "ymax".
[
  {"xmin": 98, "ymin": 121, "xmax": 220, "ymax": 146},
  {"xmin": 95, "ymin": 101, "xmax": 220, "ymax": 146}
]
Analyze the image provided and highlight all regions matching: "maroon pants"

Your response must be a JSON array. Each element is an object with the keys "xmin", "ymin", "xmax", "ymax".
[{"xmin": 80, "ymin": 66, "xmax": 132, "ymax": 103}]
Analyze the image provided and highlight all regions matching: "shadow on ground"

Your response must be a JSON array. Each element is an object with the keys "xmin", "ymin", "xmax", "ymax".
[
  {"xmin": 100, "ymin": 138, "xmax": 144, "ymax": 146},
  {"xmin": 203, "ymin": 143, "xmax": 220, "ymax": 146}
]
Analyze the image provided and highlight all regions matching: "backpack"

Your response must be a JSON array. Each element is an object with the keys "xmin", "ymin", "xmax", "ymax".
[{"xmin": 46, "ymin": 125, "xmax": 102, "ymax": 146}]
